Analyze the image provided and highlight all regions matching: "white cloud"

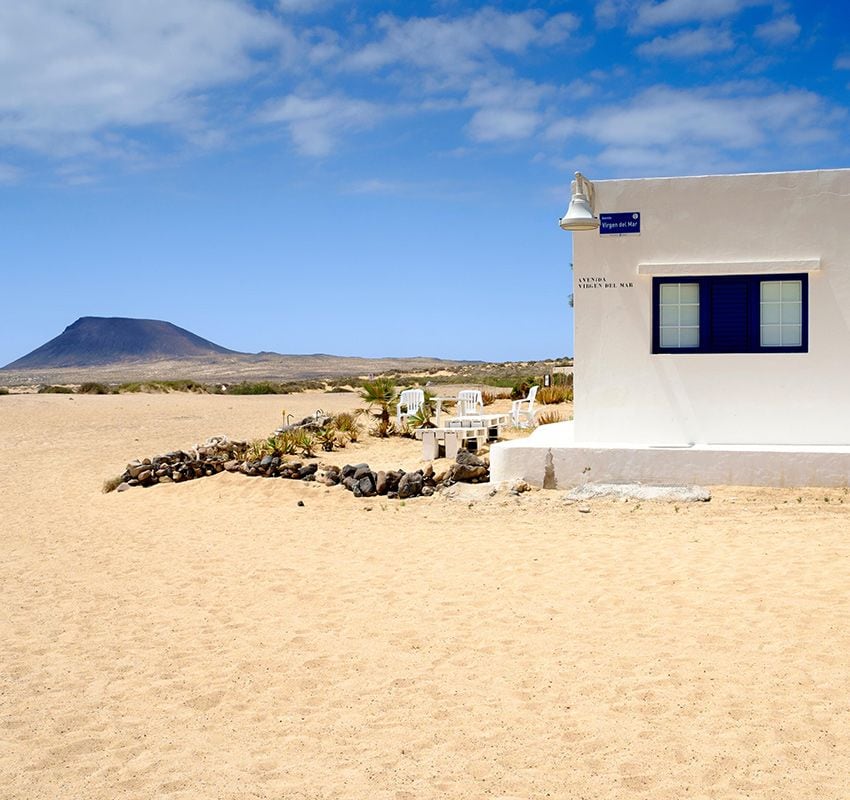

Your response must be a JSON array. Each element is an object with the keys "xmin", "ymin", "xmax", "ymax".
[
  {"xmin": 0, "ymin": 163, "xmax": 22, "ymax": 184},
  {"xmin": 594, "ymin": 87, "xmax": 833, "ymax": 148},
  {"xmin": 277, "ymin": 0, "xmax": 336, "ymax": 13},
  {"xmin": 467, "ymin": 108, "xmax": 541, "ymax": 142},
  {"xmin": 835, "ymin": 55, "xmax": 850, "ymax": 70},
  {"xmin": 0, "ymin": 0, "xmax": 292, "ymax": 158},
  {"xmin": 257, "ymin": 93, "xmax": 383, "ymax": 156},
  {"xmin": 303, "ymin": 27, "xmax": 342, "ymax": 65},
  {"xmin": 754, "ymin": 14, "xmax": 800, "ymax": 45},
  {"xmin": 635, "ymin": 0, "xmax": 770, "ymax": 29},
  {"xmin": 546, "ymin": 85, "xmax": 843, "ymax": 175},
  {"xmin": 345, "ymin": 8, "xmax": 578, "ymax": 78},
  {"xmin": 595, "ymin": 0, "xmax": 629, "ymax": 28},
  {"xmin": 337, "ymin": 9, "xmax": 575, "ymax": 147},
  {"xmin": 464, "ymin": 78, "xmax": 552, "ymax": 110},
  {"xmin": 637, "ymin": 26, "xmax": 734, "ymax": 57},
  {"xmin": 463, "ymin": 77, "xmax": 552, "ymax": 142},
  {"xmin": 344, "ymin": 178, "xmax": 404, "ymax": 194}
]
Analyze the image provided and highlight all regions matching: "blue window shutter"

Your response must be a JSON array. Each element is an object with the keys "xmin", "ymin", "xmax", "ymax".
[
  {"xmin": 651, "ymin": 273, "xmax": 807, "ymax": 354},
  {"xmin": 709, "ymin": 279, "xmax": 749, "ymax": 352}
]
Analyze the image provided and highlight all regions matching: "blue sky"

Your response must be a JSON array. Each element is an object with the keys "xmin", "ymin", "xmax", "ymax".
[{"xmin": 1, "ymin": 0, "xmax": 848, "ymax": 366}]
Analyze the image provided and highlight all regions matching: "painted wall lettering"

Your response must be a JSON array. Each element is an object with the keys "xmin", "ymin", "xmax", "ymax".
[{"xmin": 577, "ymin": 276, "xmax": 634, "ymax": 290}]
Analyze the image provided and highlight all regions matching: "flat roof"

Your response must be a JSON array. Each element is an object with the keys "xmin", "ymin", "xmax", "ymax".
[{"xmin": 593, "ymin": 166, "xmax": 850, "ymax": 184}]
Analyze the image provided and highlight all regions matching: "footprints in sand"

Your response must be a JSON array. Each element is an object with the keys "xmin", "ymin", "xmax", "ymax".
[{"xmin": 184, "ymin": 689, "xmax": 226, "ymax": 712}]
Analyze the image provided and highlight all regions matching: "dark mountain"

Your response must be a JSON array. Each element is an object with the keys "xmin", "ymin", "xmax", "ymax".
[{"xmin": 3, "ymin": 317, "xmax": 240, "ymax": 369}]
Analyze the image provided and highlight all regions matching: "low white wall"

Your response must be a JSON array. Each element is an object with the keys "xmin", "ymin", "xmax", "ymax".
[
  {"xmin": 490, "ymin": 423, "xmax": 850, "ymax": 488},
  {"xmin": 572, "ymin": 169, "xmax": 850, "ymax": 445}
]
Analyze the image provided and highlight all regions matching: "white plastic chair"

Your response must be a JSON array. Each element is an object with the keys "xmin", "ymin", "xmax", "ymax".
[
  {"xmin": 511, "ymin": 385, "xmax": 539, "ymax": 428},
  {"xmin": 396, "ymin": 389, "xmax": 425, "ymax": 426},
  {"xmin": 456, "ymin": 389, "xmax": 483, "ymax": 417}
]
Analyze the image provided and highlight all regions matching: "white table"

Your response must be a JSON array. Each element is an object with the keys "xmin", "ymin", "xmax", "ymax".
[
  {"xmin": 432, "ymin": 396, "xmax": 454, "ymax": 427},
  {"xmin": 444, "ymin": 413, "xmax": 509, "ymax": 442},
  {"xmin": 414, "ymin": 425, "xmax": 488, "ymax": 459}
]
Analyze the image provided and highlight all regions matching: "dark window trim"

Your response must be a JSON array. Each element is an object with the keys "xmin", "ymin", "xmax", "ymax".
[{"xmin": 652, "ymin": 273, "xmax": 809, "ymax": 354}]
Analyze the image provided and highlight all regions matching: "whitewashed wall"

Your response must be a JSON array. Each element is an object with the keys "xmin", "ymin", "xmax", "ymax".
[{"xmin": 572, "ymin": 169, "xmax": 850, "ymax": 446}]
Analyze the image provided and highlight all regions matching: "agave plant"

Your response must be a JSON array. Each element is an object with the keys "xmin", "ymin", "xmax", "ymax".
[
  {"xmin": 535, "ymin": 409, "xmax": 562, "ymax": 426},
  {"xmin": 360, "ymin": 377, "xmax": 398, "ymax": 437},
  {"xmin": 405, "ymin": 392, "xmax": 437, "ymax": 430},
  {"xmin": 248, "ymin": 438, "xmax": 274, "ymax": 460},
  {"xmin": 370, "ymin": 418, "xmax": 396, "ymax": 438},
  {"xmin": 316, "ymin": 426, "xmax": 337, "ymax": 452},
  {"xmin": 295, "ymin": 429, "xmax": 315, "ymax": 458},
  {"xmin": 333, "ymin": 410, "xmax": 362, "ymax": 442},
  {"xmin": 273, "ymin": 430, "xmax": 299, "ymax": 455}
]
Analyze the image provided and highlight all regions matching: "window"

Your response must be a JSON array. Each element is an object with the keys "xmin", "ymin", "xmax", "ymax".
[
  {"xmin": 760, "ymin": 280, "xmax": 802, "ymax": 347},
  {"xmin": 652, "ymin": 274, "xmax": 808, "ymax": 354},
  {"xmin": 659, "ymin": 283, "xmax": 700, "ymax": 348}
]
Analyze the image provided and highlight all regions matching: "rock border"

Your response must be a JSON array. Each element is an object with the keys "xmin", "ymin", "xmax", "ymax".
[{"xmin": 113, "ymin": 437, "xmax": 490, "ymax": 499}]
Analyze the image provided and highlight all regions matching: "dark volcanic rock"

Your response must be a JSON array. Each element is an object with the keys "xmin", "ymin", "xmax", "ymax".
[
  {"xmin": 451, "ymin": 463, "xmax": 487, "ymax": 482},
  {"xmin": 456, "ymin": 451, "xmax": 486, "ymax": 468},
  {"xmin": 375, "ymin": 471, "xmax": 388, "ymax": 495},
  {"xmin": 356, "ymin": 474, "xmax": 376, "ymax": 497},
  {"xmin": 398, "ymin": 471, "xmax": 423, "ymax": 499}
]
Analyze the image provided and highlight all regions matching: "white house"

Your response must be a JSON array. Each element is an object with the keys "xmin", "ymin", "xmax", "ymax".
[{"xmin": 490, "ymin": 168, "xmax": 850, "ymax": 488}]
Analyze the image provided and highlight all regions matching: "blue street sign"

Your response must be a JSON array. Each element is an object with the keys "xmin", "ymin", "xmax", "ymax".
[{"xmin": 599, "ymin": 212, "xmax": 641, "ymax": 235}]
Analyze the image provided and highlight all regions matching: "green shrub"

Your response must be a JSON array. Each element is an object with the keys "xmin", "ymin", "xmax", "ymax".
[
  {"xmin": 0, "ymin": 387, "xmax": 9, "ymax": 395},
  {"xmin": 117, "ymin": 380, "xmax": 215, "ymax": 394},
  {"xmin": 38, "ymin": 385, "xmax": 74, "ymax": 394},
  {"xmin": 227, "ymin": 381, "xmax": 291, "ymax": 395},
  {"xmin": 160, "ymin": 380, "xmax": 213, "ymax": 393},
  {"xmin": 510, "ymin": 380, "xmax": 532, "ymax": 400},
  {"xmin": 78, "ymin": 382, "xmax": 112, "ymax": 394}
]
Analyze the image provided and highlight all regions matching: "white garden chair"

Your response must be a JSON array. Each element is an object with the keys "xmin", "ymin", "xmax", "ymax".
[
  {"xmin": 456, "ymin": 389, "xmax": 483, "ymax": 417},
  {"xmin": 396, "ymin": 389, "xmax": 425, "ymax": 426},
  {"xmin": 511, "ymin": 385, "xmax": 539, "ymax": 428}
]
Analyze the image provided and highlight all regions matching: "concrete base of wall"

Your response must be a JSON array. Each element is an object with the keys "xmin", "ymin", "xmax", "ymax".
[{"xmin": 490, "ymin": 422, "xmax": 850, "ymax": 488}]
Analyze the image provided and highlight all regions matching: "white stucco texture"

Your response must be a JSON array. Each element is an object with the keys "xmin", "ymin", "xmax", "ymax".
[{"xmin": 572, "ymin": 168, "xmax": 850, "ymax": 446}]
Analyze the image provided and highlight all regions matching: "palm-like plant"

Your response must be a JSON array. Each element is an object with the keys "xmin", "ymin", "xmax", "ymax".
[
  {"xmin": 360, "ymin": 377, "xmax": 398, "ymax": 437},
  {"xmin": 405, "ymin": 390, "xmax": 437, "ymax": 430}
]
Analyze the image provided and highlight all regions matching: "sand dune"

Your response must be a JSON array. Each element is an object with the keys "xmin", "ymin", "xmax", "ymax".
[{"xmin": 2, "ymin": 392, "xmax": 850, "ymax": 798}]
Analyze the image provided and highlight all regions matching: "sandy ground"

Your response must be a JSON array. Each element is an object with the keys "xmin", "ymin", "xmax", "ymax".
[{"xmin": 2, "ymin": 392, "xmax": 850, "ymax": 799}]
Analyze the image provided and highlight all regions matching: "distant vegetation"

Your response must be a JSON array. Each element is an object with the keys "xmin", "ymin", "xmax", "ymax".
[
  {"xmin": 118, "ymin": 380, "xmax": 217, "ymax": 394},
  {"xmin": 37, "ymin": 385, "xmax": 75, "ymax": 393},
  {"xmin": 78, "ymin": 382, "xmax": 112, "ymax": 394},
  {"xmin": 227, "ymin": 380, "xmax": 323, "ymax": 395},
  {"xmin": 33, "ymin": 379, "xmax": 348, "ymax": 396},
  {"xmin": 19, "ymin": 358, "xmax": 574, "ymax": 399}
]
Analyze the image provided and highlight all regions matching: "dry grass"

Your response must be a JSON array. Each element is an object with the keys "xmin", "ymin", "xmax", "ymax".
[
  {"xmin": 101, "ymin": 475, "xmax": 124, "ymax": 493},
  {"xmin": 483, "ymin": 390, "xmax": 511, "ymax": 406},
  {"xmin": 538, "ymin": 385, "xmax": 573, "ymax": 404}
]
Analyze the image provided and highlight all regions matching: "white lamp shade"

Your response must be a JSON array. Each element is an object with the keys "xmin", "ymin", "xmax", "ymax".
[{"xmin": 559, "ymin": 194, "xmax": 599, "ymax": 231}]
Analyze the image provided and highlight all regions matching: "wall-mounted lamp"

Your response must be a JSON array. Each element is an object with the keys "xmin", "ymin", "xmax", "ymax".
[{"xmin": 559, "ymin": 171, "xmax": 598, "ymax": 231}]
